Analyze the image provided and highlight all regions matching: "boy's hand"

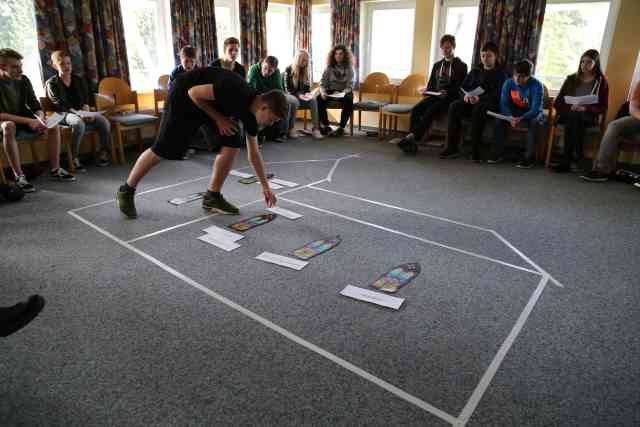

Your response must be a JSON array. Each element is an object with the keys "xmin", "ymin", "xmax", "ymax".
[
  {"xmin": 215, "ymin": 116, "xmax": 238, "ymax": 136},
  {"xmin": 29, "ymin": 118, "xmax": 45, "ymax": 132},
  {"xmin": 263, "ymin": 187, "xmax": 277, "ymax": 207},
  {"xmin": 510, "ymin": 117, "xmax": 521, "ymax": 128}
]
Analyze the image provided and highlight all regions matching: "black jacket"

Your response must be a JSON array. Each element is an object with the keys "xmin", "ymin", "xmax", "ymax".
[
  {"xmin": 209, "ymin": 59, "xmax": 246, "ymax": 79},
  {"xmin": 283, "ymin": 65, "xmax": 311, "ymax": 95},
  {"xmin": 0, "ymin": 75, "xmax": 41, "ymax": 117},
  {"xmin": 459, "ymin": 66, "xmax": 508, "ymax": 108},
  {"xmin": 426, "ymin": 57, "xmax": 468, "ymax": 100},
  {"xmin": 45, "ymin": 74, "xmax": 89, "ymax": 113}
]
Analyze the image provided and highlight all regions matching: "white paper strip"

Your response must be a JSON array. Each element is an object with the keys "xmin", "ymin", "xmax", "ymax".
[
  {"xmin": 564, "ymin": 94, "xmax": 598, "ymax": 105},
  {"xmin": 487, "ymin": 111, "xmax": 513, "ymax": 122},
  {"xmin": 462, "ymin": 87, "xmax": 485, "ymax": 97},
  {"xmin": 255, "ymin": 251, "xmax": 308, "ymax": 270},
  {"xmin": 229, "ymin": 170, "xmax": 253, "ymax": 178},
  {"xmin": 340, "ymin": 285, "xmax": 405, "ymax": 310},
  {"xmin": 168, "ymin": 192, "xmax": 204, "ymax": 206},
  {"xmin": 202, "ymin": 225, "xmax": 244, "ymax": 242},
  {"xmin": 270, "ymin": 178, "xmax": 298, "ymax": 188},
  {"xmin": 197, "ymin": 234, "xmax": 241, "ymax": 252},
  {"xmin": 266, "ymin": 206, "xmax": 303, "ymax": 220}
]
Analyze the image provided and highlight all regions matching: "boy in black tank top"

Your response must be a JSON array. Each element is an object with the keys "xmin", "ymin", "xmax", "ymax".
[{"xmin": 116, "ymin": 67, "xmax": 288, "ymax": 218}]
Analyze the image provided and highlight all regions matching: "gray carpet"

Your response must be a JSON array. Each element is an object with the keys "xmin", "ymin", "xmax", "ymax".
[{"xmin": 1, "ymin": 134, "xmax": 639, "ymax": 426}]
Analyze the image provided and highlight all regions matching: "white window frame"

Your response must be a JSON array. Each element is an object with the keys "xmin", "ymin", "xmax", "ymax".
[
  {"xmin": 266, "ymin": 2, "xmax": 295, "ymax": 67},
  {"xmin": 360, "ymin": 0, "xmax": 416, "ymax": 83},
  {"xmin": 432, "ymin": 0, "xmax": 479, "ymax": 70},
  {"xmin": 311, "ymin": 4, "xmax": 331, "ymax": 83},
  {"xmin": 215, "ymin": 0, "xmax": 241, "ymax": 57}
]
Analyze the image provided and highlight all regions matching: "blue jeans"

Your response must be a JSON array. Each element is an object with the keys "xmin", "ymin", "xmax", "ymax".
[
  {"xmin": 62, "ymin": 113, "xmax": 111, "ymax": 158},
  {"xmin": 495, "ymin": 115, "xmax": 542, "ymax": 161}
]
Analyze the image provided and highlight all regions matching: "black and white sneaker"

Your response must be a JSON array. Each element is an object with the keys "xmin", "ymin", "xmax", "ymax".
[
  {"xmin": 50, "ymin": 167, "xmax": 76, "ymax": 182},
  {"xmin": 580, "ymin": 170, "xmax": 609, "ymax": 182},
  {"xmin": 15, "ymin": 175, "xmax": 35, "ymax": 193},
  {"xmin": 515, "ymin": 159, "xmax": 535, "ymax": 169},
  {"xmin": 73, "ymin": 158, "xmax": 87, "ymax": 173}
]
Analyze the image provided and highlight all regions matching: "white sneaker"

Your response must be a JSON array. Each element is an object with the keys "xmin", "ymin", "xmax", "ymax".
[
  {"xmin": 73, "ymin": 157, "xmax": 87, "ymax": 173},
  {"xmin": 287, "ymin": 130, "xmax": 299, "ymax": 139},
  {"xmin": 312, "ymin": 129, "xmax": 324, "ymax": 140},
  {"xmin": 15, "ymin": 175, "xmax": 35, "ymax": 193}
]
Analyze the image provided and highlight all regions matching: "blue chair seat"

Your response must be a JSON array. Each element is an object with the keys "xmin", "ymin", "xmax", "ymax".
[
  {"xmin": 110, "ymin": 113, "xmax": 158, "ymax": 126},
  {"xmin": 383, "ymin": 104, "xmax": 414, "ymax": 114},
  {"xmin": 354, "ymin": 100, "xmax": 388, "ymax": 110}
]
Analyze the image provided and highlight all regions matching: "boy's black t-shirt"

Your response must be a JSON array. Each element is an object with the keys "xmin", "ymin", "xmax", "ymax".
[{"xmin": 170, "ymin": 67, "xmax": 258, "ymax": 136}]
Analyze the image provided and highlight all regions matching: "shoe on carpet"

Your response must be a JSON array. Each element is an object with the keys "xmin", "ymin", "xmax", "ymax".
[
  {"xmin": 312, "ymin": 129, "xmax": 324, "ymax": 140},
  {"xmin": 515, "ymin": 159, "xmax": 535, "ymax": 169},
  {"xmin": 202, "ymin": 193, "xmax": 240, "ymax": 215},
  {"xmin": 439, "ymin": 147, "xmax": 461, "ymax": 159},
  {"xmin": 117, "ymin": 187, "xmax": 137, "ymax": 218},
  {"xmin": 15, "ymin": 175, "xmax": 35, "ymax": 193},
  {"xmin": 330, "ymin": 127, "xmax": 345, "ymax": 137},
  {"xmin": 73, "ymin": 158, "xmax": 87, "ymax": 173},
  {"xmin": 50, "ymin": 167, "xmax": 76, "ymax": 182},
  {"xmin": 580, "ymin": 170, "xmax": 609, "ymax": 182},
  {"xmin": 0, "ymin": 295, "xmax": 45, "ymax": 337}
]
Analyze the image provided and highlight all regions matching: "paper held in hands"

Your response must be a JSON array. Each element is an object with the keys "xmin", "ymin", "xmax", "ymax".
[
  {"xmin": 564, "ymin": 95, "xmax": 598, "ymax": 105},
  {"xmin": 36, "ymin": 112, "xmax": 65, "ymax": 129},
  {"xmin": 462, "ymin": 87, "xmax": 485, "ymax": 97},
  {"xmin": 487, "ymin": 111, "xmax": 513, "ymax": 122},
  {"xmin": 299, "ymin": 93, "xmax": 314, "ymax": 101},
  {"xmin": 70, "ymin": 109, "xmax": 107, "ymax": 118},
  {"xmin": 418, "ymin": 86, "xmax": 441, "ymax": 96},
  {"xmin": 328, "ymin": 91, "xmax": 346, "ymax": 99}
]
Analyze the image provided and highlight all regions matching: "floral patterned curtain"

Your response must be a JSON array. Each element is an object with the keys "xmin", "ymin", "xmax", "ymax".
[
  {"xmin": 471, "ymin": 0, "xmax": 547, "ymax": 72},
  {"xmin": 35, "ymin": 0, "xmax": 130, "ymax": 93},
  {"xmin": 239, "ymin": 0, "xmax": 268, "ymax": 68},
  {"xmin": 330, "ymin": 0, "xmax": 359, "ymax": 86},
  {"xmin": 294, "ymin": 0, "xmax": 312, "ymax": 55},
  {"xmin": 170, "ymin": 0, "xmax": 219, "ymax": 67}
]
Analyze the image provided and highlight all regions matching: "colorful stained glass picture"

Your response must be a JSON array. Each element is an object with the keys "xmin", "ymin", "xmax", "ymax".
[
  {"xmin": 293, "ymin": 236, "xmax": 341, "ymax": 260},
  {"xmin": 229, "ymin": 213, "xmax": 277, "ymax": 232},
  {"xmin": 370, "ymin": 263, "xmax": 421, "ymax": 293}
]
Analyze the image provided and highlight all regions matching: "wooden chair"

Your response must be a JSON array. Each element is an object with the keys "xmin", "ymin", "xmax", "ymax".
[
  {"xmin": 378, "ymin": 74, "xmax": 426, "ymax": 140},
  {"xmin": 154, "ymin": 74, "xmax": 170, "ymax": 117},
  {"xmin": 545, "ymin": 104, "xmax": 608, "ymax": 168},
  {"xmin": 353, "ymin": 72, "xmax": 393, "ymax": 133},
  {"xmin": 96, "ymin": 77, "xmax": 159, "ymax": 164},
  {"xmin": 157, "ymin": 74, "xmax": 169, "ymax": 90}
]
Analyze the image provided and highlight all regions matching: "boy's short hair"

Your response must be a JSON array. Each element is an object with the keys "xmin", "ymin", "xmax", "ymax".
[
  {"xmin": 440, "ymin": 34, "xmax": 456, "ymax": 47},
  {"xmin": 0, "ymin": 48, "xmax": 23, "ymax": 62},
  {"xmin": 480, "ymin": 42, "xmax": 499, "ymax": 56},
  {"xmin": 260, "ymin": 89, "xmax": 288, "ymax": 119},
  {"xmin": 51, "ymin": 50, "xmax": 68, "ymax": 65},
  {"xmin": 180, "ymin": 45, "xmax": 197, "ymax": 58},
  {"xmin": 263, "ymin": 56, "xmax": 278, "ymax": 68},
  {"xmin": 223, "ymin": 37, "xmax": 240, "ymax": 49},
  {"xmin": 514, "ymin": 59, "xmax": 533, "ymax": 76}
]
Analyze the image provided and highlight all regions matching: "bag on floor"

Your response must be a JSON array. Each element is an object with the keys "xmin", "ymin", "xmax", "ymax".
[{"xmin": 0, "ymin": 183, "xmax": 25, "ymax": 202}]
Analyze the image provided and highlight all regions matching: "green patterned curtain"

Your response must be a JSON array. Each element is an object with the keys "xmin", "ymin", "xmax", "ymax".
[
  {"xmin": 239, "ymin": 0, "xmax": 268, "ymax": 68},
  {"xmin": 330, "ymin": 0, "xmax": 359, "ymax": 86},
  {"xmin": 170, "ymin": 0, "xmax": 219, "ymax": 67},
  {"xmin": 35, "ymin": 0, "xmax": 130, "ymax": 92},
  {"xmin": 471, "ymin": 0, "xmax": 547, "ymax": 72}
]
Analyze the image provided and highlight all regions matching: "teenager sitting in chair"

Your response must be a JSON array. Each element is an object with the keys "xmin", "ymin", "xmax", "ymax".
[
  {"xmin": 168, "ymin": 45, "xmax": 198, "ymax": 91},
  {"xmin": 283, "ymin": 49, "xmax": 323, "ymax": 140},
  {"xmin": 46, "ymin": 50, "xmax": 112, "ymax": 170},
  {"xmin": 317, "ymin": 45, "xmax": 355, "ymax": 137},
  {"xmin": 397, "ymin": 34, "xmax": 468, "ymax": 154},
  {"xmin": 0, "ymin": 48, "xmax": 74, "ymax": 193},
  {"xmin": 210, "ymin": 37, "xmax": 246, "ymax": 79},
  {"xmin": 440, "ymin": 42, "xmax": 507, "ymax": 161},
  {"xmin": 551, "ymin": 49, "xmax": 609, "ymax": 173}
]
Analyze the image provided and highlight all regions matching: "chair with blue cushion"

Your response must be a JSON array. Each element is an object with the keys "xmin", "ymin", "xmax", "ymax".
[
  {"xmin": 378, "ymin": 74, "xmax": 426, "ymax": 140},
  {"xmin": 96, "ymin": 77, "xmax": 159, "ymax": 164},
  {"xmin": 353, "ymin": 72, "xmax": 393, "ymax": 134}
]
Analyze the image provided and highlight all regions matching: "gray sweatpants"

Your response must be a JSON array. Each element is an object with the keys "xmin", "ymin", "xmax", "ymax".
[{"xmin": 594, "ymin": 116, "xmax": 640, "ymax": 173}]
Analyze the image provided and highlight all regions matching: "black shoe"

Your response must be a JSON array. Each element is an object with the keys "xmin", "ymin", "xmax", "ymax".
[
  {"xmin": 439, "ymin": 147, "xmax": 461, "ymax": 159},
  {"xmin": 330, "ymin": 127, "xmax": 345, "ymax": 137},
  {"xmin": 117, "ymin": 187, "xmax": 137, "ymax": 218},
  {"xmin": 515, "ymin": 159, "xmax": 535, "ymax": 169},
  {"xmin": 0, "ymin": 295, "xmax": 45, "ymax": 337},
  {"xmin": 551, "ymin": 164, "xmax": 570, "ymax": 173},
  {"xmin": 202, "ymin": 193, "xmax": 239, "ymax": 214},
  {"xmin": 580, "ymin": 170, "xmax": 609, "ymax": 182},
  {"xmin": 487, "ymin": 156, "xmax": 503, "ymax": 164},
  {"xmin": 50, "ymin": 167, "xmax": 76, "ymax": 182},
  {"xmin": 405, "ymin": 141, "xmax": 418, "ymax": 155},
  {"xmin": 320, "ymin": 126, "xmax": 332, "ymax": 136}
]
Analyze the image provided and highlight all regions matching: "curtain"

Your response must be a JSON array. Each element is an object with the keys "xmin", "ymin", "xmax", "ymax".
[
  {"xmin": 239, "ymin": 0, "xmax": 268, "ymax": 67},
  {"xmin": 170, "ymin": 0, "xmax": 219, "ymax": 67},
  {"xmin": 330, "ymin": 0, "xmax": 360, "ymax": 86},
  {"xmin": 471, "ymin": 0, "xmax": 547, "ymax": 72},
  {"xmin": 35, "ymin": 0, "xmax": 130, "ymax": 93},
  {"xmin": 294, "ymin": 0, "xmax": 312, "ymax": 55}
]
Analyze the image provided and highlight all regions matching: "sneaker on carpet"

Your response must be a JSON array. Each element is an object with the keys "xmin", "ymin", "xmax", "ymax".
[
  {"xmin": 50, "ymin": 167, "xmax": 76, "ymax": 182},
  {"xmin": 73, "ymin": 158, "xmax": 87, "ymax": 173},
  {"xmin": 287, "ymin": 130, "xmax": 299, "ymax": 139},
  {"xmin": 515, "ymin": 159, "xmax": 535, "ymax": 169},
  {"xmin": 330, "ymin": 127, "xmax": 345, "ymax": 137},
  {"xmin": 116, "ymin": 188, "xmax": 137, "ymax": 218},
  {"xmin": 320, "ymin": 126, "xmax": 332, "ymax": 136},
  {"xmin": 634, "ymin": 182, "xmax": 640, "ymax": 188},
  {"xmin": 202, "ymin": 193, "xmax": 239, "ymax": 215},
  {"xmin": 0, "ymin": 295, "xmax": 45, "ymax": 337},
  {"xmin": 580, "ymin": 170, "xmax": 609, "ymax": 182},
  {"xmin": 487, "ymin": 156, "xmax": 503, "ymax": 164},
  {"xmin": 312, "ymin": 129, "xmax": 324, "ymax": 140},
  {"xmin": 439, "ymin": 147, "xmax": 461, "ymax": 159},
  {"xmin": 15, "ymin": 175, "xmax": 35, "ymax": 193}
]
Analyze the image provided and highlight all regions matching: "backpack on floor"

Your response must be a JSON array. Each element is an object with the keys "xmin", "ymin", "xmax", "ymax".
[{"xmin": 0, "ymin": 183, "xmax": 25, "ymax": 202}]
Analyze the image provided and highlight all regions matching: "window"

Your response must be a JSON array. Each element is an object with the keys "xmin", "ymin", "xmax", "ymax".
[
  {"xmin": 312, "ymin": 5, "xmax": 331, "ymax": 82},
  {"xmin": 215, "ymin": 0, "xmax": 241, "ymax": 59},
  {"xmin": 0, "ymin": 0, "xmax": 43, "ymax": 96},
  {"xmin": 537, "ymin": 0, "xmax": 615, "ymax": 91},
  {"xmin": 121, "ymin": 0, "xmax": 174, "ymax": 91},
  {"xmin": 266, "ymin": 4, "xmax": 294, "ymax": 70},
  {"xmin": 361, "ymin": 0, "xmax": 416, "ymax": 81},
  {"xmin": 434, "ymin": 0, "xmax": 479, "ymax": 69}
]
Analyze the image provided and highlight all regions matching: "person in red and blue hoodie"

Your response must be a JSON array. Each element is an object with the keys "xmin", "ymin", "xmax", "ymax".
[{"xmin": 489, "ymin": 59, "xmax": 544, "ymax": 168}]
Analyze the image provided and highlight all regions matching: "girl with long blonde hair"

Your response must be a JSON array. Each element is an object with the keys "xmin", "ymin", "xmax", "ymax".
[{"xmin": 283, "ymin": 49, "xmax": 323, "ymax": 139}]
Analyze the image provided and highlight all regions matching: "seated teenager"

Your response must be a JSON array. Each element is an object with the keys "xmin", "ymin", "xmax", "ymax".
[
  {"xmin": 0, "ymin": 48, "xmax": 74, "ymax": 193},
  {"xmin": 581, "ymin": 80, "xmax": 640, "ymax": 182},
  {"xmin": 552, "ymin": 49, "xmax": 609, "ymax": 173},
  {"xmin": 168, "ymin": 45, "xmax": 198, "ymax": 90},
  {"xmin": 210, "ymin": 37, "xmax": 246, "ymax": 79},
  {"xmin": 46, "ymin": 50, "xmax": 112, "ymax": 170},
  {"xmin": 397, "ymin": 34, "xmax": 468, "ymax": 154},
  {"xmin": 248, "ymin": 56, "xmax": 296, "ymax": 142},
  {"xmin": 490, "ymin": 59, "xmax": 544, "ymax": 169},
  {"xmin": 317, "ymin": 45, "xmax": 354, "ymax": 137},
  {"xmin": 283, "ymin": 49, "xmax": 322, "ymax": 140},
  {"xmin": 441, "ymin": 41, "xmax": 506, "ymax": 161}
]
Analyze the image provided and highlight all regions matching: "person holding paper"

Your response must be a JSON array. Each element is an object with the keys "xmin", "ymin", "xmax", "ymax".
[
  {"xmin": 397, "ymin": 35, "xmax": 468, "ymax": 154},
  {"xmin": 46, "ymin": 50, "xmax": 112, "ymax": 170},
  {"xmin": 440, "ymin": 42, "xmax": 507, "ymax": 161},
  {"xmin": 490, "ymin": 59, "xmax": 544, "ymax": 168},
  {"xmin": 551, "ymin": 50, "xmax": 609, "ymax": 173},
  {"xmin": 283, "ymin": 50, "xmax": 323, "ymax": 140},
  {"xmin": 0, "ymin": 49, "xmax": 74, "ymax": 193},
  {"xmin": 581, "ymin": 80, "xmax": 640, "ymax": 182},
  {"xmin": 317, "ymin": 45, "xmax": 355, "ymax": 137},
  {"xmin": 116, "ymin": 68, "xmax": 287, "ymax": 218}
]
